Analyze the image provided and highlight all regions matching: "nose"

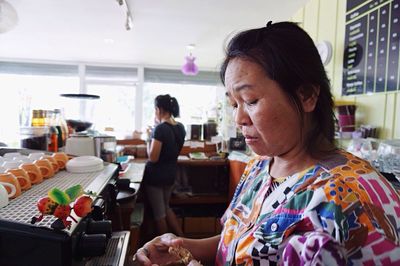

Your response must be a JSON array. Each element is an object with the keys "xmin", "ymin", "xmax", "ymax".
[{"xmin": 235, "ymin": 105, "xmax": 251, "ymax": 127}]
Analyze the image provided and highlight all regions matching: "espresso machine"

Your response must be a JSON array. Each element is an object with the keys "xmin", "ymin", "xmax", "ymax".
[
  {"xmin": 0, "ymin": 147, "xmax": 137, "ymax": 266},
  {"xmin": 65, "ymin": 135, "xmax": 117, "ymax": 163}
]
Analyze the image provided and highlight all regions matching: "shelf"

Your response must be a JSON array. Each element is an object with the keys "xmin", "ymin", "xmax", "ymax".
[
  {"xmin": 334, "ymin": 99, "xmax": 356, "ymax": 107},
  {"xmin": 177, "ymin": 159, "xmax": 228, "ymax": 166},
  {"xmin": 170, "ymin": 194, "xmax": 228, "ymax": 205}
]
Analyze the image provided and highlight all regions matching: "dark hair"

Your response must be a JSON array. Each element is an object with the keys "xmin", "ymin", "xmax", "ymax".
[
  {"xmin": 154, "ymin": 94, "xmax": 180, "ymax": 117},
  {"xmin": 220, "ymin": 21, "xmax": 336, "ymax": 156}
]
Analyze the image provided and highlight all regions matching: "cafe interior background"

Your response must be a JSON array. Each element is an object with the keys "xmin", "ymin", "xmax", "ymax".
[
  {"xmin": 1, "ymin": 0, "xmax": 400, "ymax": 263},
  {"xmin": 1, "ymin": 0, "xmax": 399, "ymax": 148}
]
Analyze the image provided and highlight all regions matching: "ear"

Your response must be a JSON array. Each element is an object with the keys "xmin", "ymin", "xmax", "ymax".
[{"xmin": 297, "ymin": 86, "xmax": 320, "ymax": 113}]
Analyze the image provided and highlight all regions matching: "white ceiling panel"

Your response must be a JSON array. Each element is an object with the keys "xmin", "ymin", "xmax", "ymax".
[{"xmin": 0, "ymin": 0, "xmax": 309, "ymax": 69}]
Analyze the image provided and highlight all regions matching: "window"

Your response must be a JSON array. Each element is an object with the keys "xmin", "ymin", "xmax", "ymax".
[
  {"xmin": 142, "ymin": 68, "xmax": 224, "ymax": 133},
  {"xmin": 85, "ymin": 65, "xmax": 137, "ymax": 138},
  {"xmin": 86, "ymin": 84, "xmax": 136, "ymax": 137},
  {"xmin": 0, "ymin": 62, "xmax": 229, "ymax": 147},
  {"xmin": 0, "ymin": 62, "xmax": 79, "ymax": 146},
  {"xmin": 142, "ymin": 82, "xmax": 223, "ymax": 132}
]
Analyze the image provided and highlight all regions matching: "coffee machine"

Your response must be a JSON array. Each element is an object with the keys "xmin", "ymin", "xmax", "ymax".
[
  {"xmin": 0, "ymin": 147, "xmax": 133, "ymax": 266},
  {"xmin": 65, "ymin": 135, "xmax": 117, "ymax": 163}
]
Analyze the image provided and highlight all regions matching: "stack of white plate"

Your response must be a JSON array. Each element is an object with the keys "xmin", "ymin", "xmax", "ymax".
[{"xmin": 66, "ymin": 156, "xmax": 104, "ymax": 173}]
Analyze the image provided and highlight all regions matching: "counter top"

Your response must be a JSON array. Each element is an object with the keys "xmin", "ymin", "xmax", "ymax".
[
  {"xmin": 177, "ymin": 158, "xmax": 228, "ymax": 166},
  {"xmin": 119, "ymin": 161, "xmax": 145, "ymax": 184}
]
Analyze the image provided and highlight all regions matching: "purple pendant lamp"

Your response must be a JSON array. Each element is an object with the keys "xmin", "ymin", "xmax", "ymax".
[{"xmin": 181, "ymin": 44, "xmax": 199, "ymax": 76}]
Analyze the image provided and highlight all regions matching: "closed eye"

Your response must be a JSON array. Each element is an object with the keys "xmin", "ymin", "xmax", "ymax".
[{"xmin": 245, "ymin": 99, "xmax": 258, "ymax": 106}]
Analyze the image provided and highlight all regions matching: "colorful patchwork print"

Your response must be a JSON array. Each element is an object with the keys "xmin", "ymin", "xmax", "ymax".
[{"xmin": 216, "ymin": 151, "xmax": 400, "ymax": 265}]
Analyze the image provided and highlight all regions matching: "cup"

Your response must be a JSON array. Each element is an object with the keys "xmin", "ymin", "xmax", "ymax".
[
  {"xmin": 0, "ymin": 173, "xmax": 21, "ymax": 199},
  {"xmin": 0, "ymin": 166, "xmax": 6, "ymax": 173},
  {"xmin": 52, "ymin": 152, "xmax": 69, "ymax": 170},
  {"xmin": 6, "ymin": 168, "xmax": 31, "ymax": 191},
  {"xmin": 14, "ymin": 156, "xmax": 35, "ymax": 164},
  {"xmin": 12, "ymin": 155, "xmax": 31, "ymax": 162},
  {"xmin": 2, "ymin": 161, "xmax": 22, "ymax": 170},
  {"xmin": 20, "ymin": 163, "xmax": 43, "ymax": 184},
  {"xmin": 34, "ymin": 159, "xmax": 54, "ymax": 179},
  {"xmin": 28, "ymin": 152, "xmax": 45, "ymax": 161},
  {"xmin": 3, "ymin": 152, "xmax": 21, "ymax": 159},
  {"xmin": 43, "ymin": 155, "xmax": 60, "ymax": 173},
  {"xmin": 0, "ymin": 184, "xmax": 12, "ymax": 207}
]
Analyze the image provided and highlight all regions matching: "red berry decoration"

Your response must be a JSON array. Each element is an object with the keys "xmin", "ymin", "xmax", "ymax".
[
  {"xmin": 37, "ymin": 197, "xmax": 58, "ymax": 215},
  {"xmin": 53, "ymin": 204, "xmax": 71, "ymax": 220},
  {"xmin": 31, "ymin": 185, "xmax": 95, "ymax": 230},
  {"xmin": 73, "ymin": 195, "xmax": 93, "ymax": 217}
]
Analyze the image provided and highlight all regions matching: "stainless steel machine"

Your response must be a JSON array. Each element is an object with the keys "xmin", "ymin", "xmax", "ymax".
[{"xmin": 0, "ymin": 148, "xmax": 133, "ymax": 266}]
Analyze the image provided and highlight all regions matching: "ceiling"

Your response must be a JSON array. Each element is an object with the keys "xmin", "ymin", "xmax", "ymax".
[{"xmin": 0, "ymin": 0, "xmax": 309, "ymax": 70}]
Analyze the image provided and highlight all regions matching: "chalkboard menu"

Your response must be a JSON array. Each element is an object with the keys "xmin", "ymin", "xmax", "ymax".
[{"xmin": 343, "ymin": 0, "xmax": 400, "ymax": 95}]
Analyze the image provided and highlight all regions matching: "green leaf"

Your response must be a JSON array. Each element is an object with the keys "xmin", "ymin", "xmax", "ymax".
[
  {"xmin": 65, "ymin": 185, "xmax": 83, "ymax": 201},
  {"xmin": 48, "ymin": 188, "xmax": 71, "ymax": 205}
]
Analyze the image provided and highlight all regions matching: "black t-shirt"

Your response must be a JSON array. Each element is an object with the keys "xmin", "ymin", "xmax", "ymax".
[{"xmin": 144, "ymin": 122, "xmax": 186, "ymax": 186}]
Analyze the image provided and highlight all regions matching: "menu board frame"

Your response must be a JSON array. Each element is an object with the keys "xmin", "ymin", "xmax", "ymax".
[{"xmin": 343, "ymin": 0, "xmax": 400, "ymax": 95}]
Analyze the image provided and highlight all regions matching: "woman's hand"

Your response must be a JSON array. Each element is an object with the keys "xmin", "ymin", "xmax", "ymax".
[
  {"xmin": 146, "ymin": 126, "xmax": 153, "ymax": 142},
  {"xmin": 133, "ymin": 233, "xmax": 183, "ymax": 266},
  {"xmin": 188, "ymin": 260, "xmax": 203, "ymax": 266}
]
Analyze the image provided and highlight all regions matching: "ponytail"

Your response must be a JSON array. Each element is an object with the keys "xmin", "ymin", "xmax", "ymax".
[
  {"xmin": 170, "ymin": 97, "xmax": 180, "ymax": 117},
  {"xmin": 154, "ymin": 94, "xmax": 180, "ymax": 117}
]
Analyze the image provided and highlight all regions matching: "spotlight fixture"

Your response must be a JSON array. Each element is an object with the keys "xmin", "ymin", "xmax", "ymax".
[
  {"xmin": 117, "ymin": 0, "xmax": 133, "ymax": 31},
  {"xmin": 125, "ymin": 11, "xmax": 133, "ymax": 31}
]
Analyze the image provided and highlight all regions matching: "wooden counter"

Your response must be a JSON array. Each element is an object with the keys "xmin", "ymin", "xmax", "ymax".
[
  {"xmin": 177, "ymin": 158, "xmax": 228, "ymax": 166},
  {"xmin": 172, "ymin": 157, "xmax": 229, "ymax": 206}
]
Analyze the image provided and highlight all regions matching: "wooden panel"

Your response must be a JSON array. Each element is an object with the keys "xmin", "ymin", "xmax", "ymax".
[
  {"xmin": 303, "ymin": 0, "xmax": 320, "ymax": 40},
  {"xmin": 180, "ymin": 142, "xmax": 217, "ymax": 155},
  {"xmin": 294, "ymin": 0, "xmax": 400, "ymax": 141},
  {"xmin": 291, "ymin": 7, "xmax": 304, "ymax": 24},
  {"xmin": 355, "ymin": 94, "xmax": 387, "ymax": 137},
  {"xmin": 384, "ymin": 93, "xmax": 397, "ymax": 139},
  {"xmin": 332, "ymin": 0, "xmax": 347, "ymax": 98},
  {"xmin": 171, "ymin": 195, "xmax": 228, "ymax": 205},
  {"xmin": 395, "ymin": 93, "xmax": 400, "ymax": 138},
  {"xmin": 317, "ymin": 0, "xmax": 338, "ymax": 81},
  {"xmin": 117, "ymin": 138, "xmax": 145, "ymax": 145},
  {"xmin": 228, "ymin": 160, "xmax": 246, "ymax": 201},
  {"xmin": 178, "ymin": 159, "xmax": 227, "ymax": 166}
]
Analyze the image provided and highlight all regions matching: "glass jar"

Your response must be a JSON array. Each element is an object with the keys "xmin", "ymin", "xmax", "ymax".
[
  {"xmin": 60, "ymin": 94, "xmax": 99, "ymax": 132},
  {"xmin": 20, "ymin": 126, "xmax": 49, "ymax": 151},
  {"xmin": 376, "ymin": 140, "xmax": 400, "ymax": 179}
]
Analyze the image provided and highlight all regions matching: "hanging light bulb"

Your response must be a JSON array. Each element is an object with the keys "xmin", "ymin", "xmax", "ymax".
[{"xmin": 181, "ymin": 44, "xmax": 199, "ymax": 76}]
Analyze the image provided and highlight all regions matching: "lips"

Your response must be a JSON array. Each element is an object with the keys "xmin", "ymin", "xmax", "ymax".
[{"xmin": 243, "ymin": 134, "xmax": 258, "ymax": 144}]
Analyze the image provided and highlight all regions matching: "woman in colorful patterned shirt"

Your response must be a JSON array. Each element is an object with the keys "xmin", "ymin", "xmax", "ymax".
[{"xmin": 134, "ymin": 21, "xmax": 400, "ymax": 266}]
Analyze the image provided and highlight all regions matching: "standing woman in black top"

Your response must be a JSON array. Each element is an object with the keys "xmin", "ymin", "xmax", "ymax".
[{"xmin": 144, "ymin": 94, "xmax": 186, "ymax": 236}]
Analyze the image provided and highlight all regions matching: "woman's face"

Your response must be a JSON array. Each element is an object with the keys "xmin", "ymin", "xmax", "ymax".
[
  {"xmin": 225, "ymin": 58, "xmax": 303, "ymax": 157},
  {"xmin": 154, "ymin": 107, "xmax": 161, "ymax": 124}
]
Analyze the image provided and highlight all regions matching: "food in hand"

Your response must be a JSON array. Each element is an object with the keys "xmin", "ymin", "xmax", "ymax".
[{"xmin": 168, "ymin": 246, "xmax": 197, "ymax": 265}]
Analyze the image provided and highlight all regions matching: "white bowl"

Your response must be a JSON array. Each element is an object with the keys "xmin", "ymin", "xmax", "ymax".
[{"xmin": 66, "ymin": 156, "xmax": 104, "ymax": 173}]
